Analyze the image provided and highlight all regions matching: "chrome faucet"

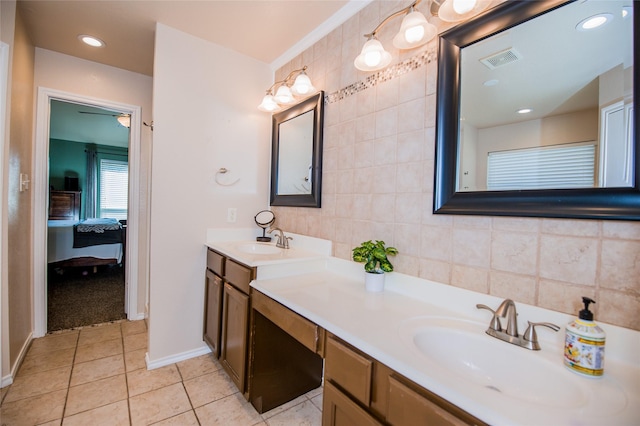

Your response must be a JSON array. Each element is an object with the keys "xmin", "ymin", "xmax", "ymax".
[
  {"xmin": 477, "ymin": 299, "xmax": 559, "ymax": 350},
  {"xmin": 495, "ymin": 298, "xmax": 518, "ymax": 337},
  {"xmin": 268, "ymin": 227, "xmax": 292, "ymax": 249}
]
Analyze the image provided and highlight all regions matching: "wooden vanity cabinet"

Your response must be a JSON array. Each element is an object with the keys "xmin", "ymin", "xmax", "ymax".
[
  {"xmin": 204, "ymin": 249, "xmax": 255, "ymax": 395},
  {"xmin": 323, "ymin": 334, "xmax": 487, "ymax": 426}
]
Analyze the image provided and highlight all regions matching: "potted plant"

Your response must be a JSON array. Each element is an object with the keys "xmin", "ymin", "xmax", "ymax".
[{"xmin": 352, "ymin": 240, "xmax": 398, "ymax": 292}]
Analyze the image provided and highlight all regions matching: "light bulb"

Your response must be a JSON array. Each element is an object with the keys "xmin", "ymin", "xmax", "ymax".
[
  {"xmin": 258, "ymin": 94, "xmax": 279, "ymax": 112},
  {"xmin": 364, "ymin": 50, "xmax": 382, "ymax": 67},
  {"xmin": 453, "ymin": 0, "xmax": 476, "ymax": 15},
  {"xmin": 404, "ymin": 25, "xmax": 425, "ymax": 44},
  {"xmin": 354, "ymin": 38, "xmax": 391, "ymax": 71},
  {"xmin": 274, "ymin": 85, "xmax": 294, "ymax": 104},
  {"xmin": 291, "ymin": 73, "xmax": 315, "ymax": 96}
]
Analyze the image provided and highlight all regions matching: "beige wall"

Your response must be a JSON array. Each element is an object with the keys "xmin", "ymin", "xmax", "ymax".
[
  {"xmin": 148, "ymin": 23, "xmax": 272, "ymax": 363},
  {"xmin": 7, "ymin": 5, "xmax": 35, "ymax": 372},
  {"xmin": 271, "ymin": 0, "xmax": 640, "ymax": 331}
]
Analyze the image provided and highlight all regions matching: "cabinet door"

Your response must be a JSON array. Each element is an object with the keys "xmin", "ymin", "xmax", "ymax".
[
  {"xmin": 220, "ymin": 282, "xmax": 249, "ymax": 393},
  {"xmin": 323, "ymin": 381, "xmax": 382, "ymax": 426},
  {"xmin": 204, "ymin": 270, "xmax": 223, "ymax": 357}
]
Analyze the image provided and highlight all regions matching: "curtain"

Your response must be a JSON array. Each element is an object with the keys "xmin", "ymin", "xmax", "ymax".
[{"xmin": 85, "ymin": 148, "xmax": 97, "ymax": 218}]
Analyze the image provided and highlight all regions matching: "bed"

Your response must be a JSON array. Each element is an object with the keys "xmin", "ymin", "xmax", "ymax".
[{"xmin": 47, "ymin": 190, "xmax": 124, "ymax": 268}]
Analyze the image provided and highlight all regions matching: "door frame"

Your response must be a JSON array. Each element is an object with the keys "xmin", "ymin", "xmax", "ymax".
[{"xmin": 33, "ymin": 87, "xmax": 142, "ymax": 337}]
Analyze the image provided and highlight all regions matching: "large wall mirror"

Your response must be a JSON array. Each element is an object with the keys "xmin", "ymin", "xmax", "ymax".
[
  {"xmin": 270, "ymin": 91, "xmax": 324, "ymax": 207},
  {"xmin": 434, "ymin": 0, "xmax": 638, "ymax": 220}
]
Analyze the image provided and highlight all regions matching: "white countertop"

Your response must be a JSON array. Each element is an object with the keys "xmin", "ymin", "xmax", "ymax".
[{"xmin": 250, "ymin": 257, "xmax": 640, "ymax": 426}]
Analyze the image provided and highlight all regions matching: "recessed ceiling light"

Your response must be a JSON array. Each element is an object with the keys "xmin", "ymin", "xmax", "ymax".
[
  {"xmin": 517, "ymin": 108, "xmax": 533, "ymax": 114},
  {"xmin": 78, "ymin": 35, "xmax": 105, "ymax": 48},
  {"xmin": 483, "ymin": 79, "xmax": 499, "ymax": 87},
  {"xmin": 622, "ymin": 6, "xmax": 632, "ymax": 18},
  {"xmin": 576, "ymin": 13, "xmax": 613, "ymax": 31}
]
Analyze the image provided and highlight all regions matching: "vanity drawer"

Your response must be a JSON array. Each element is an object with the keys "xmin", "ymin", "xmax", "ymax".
[
  {"xmin": 225, "ymin": 259, "xmax": 254, "ymax": 294},
  {"xmin": 252, "ymin": 289, "xmax": 322, "ymax": 353},
  {"xmin": 387, "ymin": 375, "xmax": 485, "ymax": 426},
  {"xmin": 325, "ymin": 336, "xmax": 373, "ymax": 407},
  {"xmin": 207, "ymin": 249, "xmax": 224, "ymax": 276}
]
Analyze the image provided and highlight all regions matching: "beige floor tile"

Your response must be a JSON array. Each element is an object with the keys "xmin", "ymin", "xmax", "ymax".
[
  {"xmin": 176, "ymin": 353, "xmax": 220, "ymax": 381},
  {"xmin": 78, "ymin": 324, "xmax": 122, "ymax": 347},
  {"xmin": 129, "ymin": 382, "xmax": 192, "ymax": 426},
  {"xmin": 310, "ymin": 393, "xmax": 323, "ymax": 411},
  {"xmin": 124, "ymin": 348, "xmax": 147, "ymax": 372},
  {"xmin": 122, "ymin": 319, "xmax": 147, "ymax": 336},
  {"xmin": 18, "ymin": 347, "xmax": 75, "ymax": 377},
  {"xmin": 183, "ymin": 370, "xmax": 237, "ymax": 408},
  {"xmin": 123, "ymin": 332, "xmax": 147, "ymax": 352},
  {"xmin": 151, "ymin": 410, "xmax": 199, "ymax": 425},
  {"xmin": 1, "ymin": 384, "xmax": 9, "ymax": 402},
  {"xmin": 65, "ymin": 374, "xmax": 128, "ymax": 416},
  {"xmin": 127, "ymin": 364, "xmax": 181, "ymax": 397},
  {"xmin": 195, "ymin": 393, "xmax": 263, "ymax": 426},
  {"xmin": 28, "ymin": 332, "xmax": 78, "ymax": 357},
  {"xmin": 4, "ymin": 366, "xmax": 71, "ymax": 403},
  {"xmin": 260, "ymin": 394, "xmax": 308, "ymax": 420},
  {"xmin": 74, "ymin": 337, "xmax": 122, "ymax": 363},
  {"xmin": 0, "ymin": 389, "xmax": 66, "ymax": 425},
  {"xmin": 37, "ymin": 419, "xmax": 62, "ymax": 426},
  {"xmin": 70, "ymin": 354, "xmax": 125, "ymax": 386},
  {"xmin": 264, "ymin": 400, "xmax": 322, "ymax": 426},
  {"xmin": 62, "ymin": 400, "xmax": 129, "ymax": 426}
]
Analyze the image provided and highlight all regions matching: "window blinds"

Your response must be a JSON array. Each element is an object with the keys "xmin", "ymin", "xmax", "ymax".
[
  {"xmin": 99, "ymin": 159, "xmax": 128, "ymax": 220},
  {"xmin": 486, "ymin": 143, "xmax": 596, "ymax": 190}
]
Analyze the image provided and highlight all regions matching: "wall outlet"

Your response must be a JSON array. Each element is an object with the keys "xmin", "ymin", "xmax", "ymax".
[{"xmin": 227, "ymin": 208, "xmax": 237, "ymax": 223}]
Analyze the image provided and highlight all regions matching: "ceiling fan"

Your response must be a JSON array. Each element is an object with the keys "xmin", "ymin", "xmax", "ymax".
[{"xmin": 78, "ymin": 110, "xmax": 131, "ymax": 128}]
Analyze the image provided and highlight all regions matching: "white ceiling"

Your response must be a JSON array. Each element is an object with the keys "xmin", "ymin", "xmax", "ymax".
[
  {"xmin": 18, "ymin": 0, "xmax": 370, "ymax": 148},
  {"xmin": 17, "ymin": 0, "xmax": 367, "ymax": 76}
]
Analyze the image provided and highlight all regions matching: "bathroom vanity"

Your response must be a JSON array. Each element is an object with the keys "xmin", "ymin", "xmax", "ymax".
[{"xmin": 205, "ymin": 232, "xmax": 640, "ymax": 426}]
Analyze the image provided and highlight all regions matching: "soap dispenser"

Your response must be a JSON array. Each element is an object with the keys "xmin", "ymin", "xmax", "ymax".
[{"xmin": 564, "ymin": 297, "xmax": 605, "ymax": 377}]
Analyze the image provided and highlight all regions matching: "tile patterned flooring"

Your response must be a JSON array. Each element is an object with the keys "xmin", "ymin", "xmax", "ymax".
[{"xmin": 0, "ymin": 320, "xmax": 323, "ymax": 425}]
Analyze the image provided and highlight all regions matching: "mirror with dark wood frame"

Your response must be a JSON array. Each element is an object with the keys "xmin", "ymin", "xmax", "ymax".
[
  {"xmin": 270, "ymin": 91, "xmax": 324, "ymax": 207},
  {"xmin": 434, "ymin": 0, "xmax": 639, "ymax": 220}
]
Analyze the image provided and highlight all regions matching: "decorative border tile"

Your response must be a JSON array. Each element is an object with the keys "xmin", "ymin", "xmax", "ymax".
[{"xmin": 325, "ymin": 46, "xmax": 436, "ymax": 104}]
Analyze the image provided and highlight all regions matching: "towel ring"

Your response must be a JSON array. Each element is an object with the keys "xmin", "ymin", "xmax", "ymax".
[{"xmin": 215, "ymin": 168, "xmax": 240, "ymax": 186}]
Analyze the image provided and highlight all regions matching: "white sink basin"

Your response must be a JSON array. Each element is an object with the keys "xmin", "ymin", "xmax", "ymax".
[
  {"xmin": 236, "ymin": 243, "xmax": 282, "ymax": 255},
  {"xmin": 399, "ymin": 317, "xmax": 593, "ymax": 409}
]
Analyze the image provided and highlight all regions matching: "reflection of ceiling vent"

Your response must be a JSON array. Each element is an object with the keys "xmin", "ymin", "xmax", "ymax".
[{"xmin": 480, "ymin": 48, "xmax": 522, "ymax": 69}]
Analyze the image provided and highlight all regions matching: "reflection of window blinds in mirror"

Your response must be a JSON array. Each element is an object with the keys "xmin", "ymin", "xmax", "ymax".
[{"xmin": 487, "ymin": 143, "xmax": 596, "ymax": 190}]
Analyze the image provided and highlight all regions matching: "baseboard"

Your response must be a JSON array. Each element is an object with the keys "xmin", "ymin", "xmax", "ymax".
[
  {"xmin": 145, "ymin": 343, "xmax": 211, "ymax": 370},
  {"xmin": 1, "ymin": 331, "xmax": 33, "ymax": 388},
  {"xmin": 128, "ymin": 311, "xmax": 146, "ymax": 321}
]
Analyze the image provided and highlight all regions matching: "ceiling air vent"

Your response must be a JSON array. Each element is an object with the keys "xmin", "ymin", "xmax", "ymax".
[{"xmin": 480, "ymin": 48, "xmax": 522, "ymax": 70}]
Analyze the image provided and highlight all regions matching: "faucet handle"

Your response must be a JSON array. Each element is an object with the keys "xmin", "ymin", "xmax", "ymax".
[
  {"xmin": 476, "ymin": 304, "xmax": 502, "ymax": 332},
  {"xmin": 283, "ymin": 236, "xmax": 292, "ymax": 249},
  {"xmin": 523, "ymin": 321, "xmax": 560, "ymax": 350}
]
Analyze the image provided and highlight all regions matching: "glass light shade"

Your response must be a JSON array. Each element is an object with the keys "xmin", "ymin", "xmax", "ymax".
[
  {"xmin": 437, "ymin": 0, "xmax": 491, "ymax": 22},
  {"xmin": 274, "ymin": 85, "xmax": 295, "ymax": 104},
  {"xmin": 392, "ymin": 10, "xmax": 437, "ymax": 49},
  {"xmin": 354, "ymin": 38, "xmax": 392, "ymax": 72},
  {"xmin": 258, "ymin": 94, "xmax": 280, "ymax": 112},
  {"xmin": 291, "ymin": 73, "xmax": 316, "ymax": 96},
  {"xmin": 117, "ymin": 115, "xmax": 130, "ymax": 128}
]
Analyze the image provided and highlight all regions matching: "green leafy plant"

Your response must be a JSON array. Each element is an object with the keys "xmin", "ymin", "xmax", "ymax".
[{"xmin": 352, "ymin": 240, "xmax": 398, "ymax": 273}]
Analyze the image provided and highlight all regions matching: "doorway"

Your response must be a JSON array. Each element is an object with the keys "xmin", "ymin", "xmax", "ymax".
[
  {"xmin": 33, "ymin": 88, "xmax": 142, "ymax": 337},
  {"xmin": 47, "ymin": 100, "xmax": 129, "ymax": 331}
]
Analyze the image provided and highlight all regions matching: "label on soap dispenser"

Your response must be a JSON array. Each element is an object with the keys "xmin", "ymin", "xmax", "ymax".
[{"xmin": 564, "ymin": 320, "xmax": 605, "ymax": 377}]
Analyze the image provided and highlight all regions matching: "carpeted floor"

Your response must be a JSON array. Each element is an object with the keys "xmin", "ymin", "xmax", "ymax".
[{"xmin": 47, "ymin": 264, "xmax": 126, "ymax": 332}]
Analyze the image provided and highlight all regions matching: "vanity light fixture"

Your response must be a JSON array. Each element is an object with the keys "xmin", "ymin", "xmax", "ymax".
[
  {"xmin": 576, "ymin": 13, "xmax": 613, "ymax": 31},
  {"xmin": 354, "ymin": 0, "xmax": 436, "ymax": 72},
  {"xmin": 430, "ymin": 0, "xmax": 492, "ymax": 23},
  {"xmin": 78, "ymin": 34, "xmax": 105, "ymax": 48},
  {"xmin": 258, "ymin": 66, "xmax": 317, "ymax": 112}
]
